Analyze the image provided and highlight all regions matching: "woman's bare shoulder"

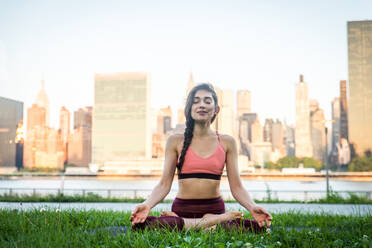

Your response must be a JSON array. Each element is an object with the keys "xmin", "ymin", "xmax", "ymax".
[
  {"xmin": 166, "ymin": 133, "xmax": 184, "ymax": 146},
  {"xmin": 219, "ymin": 134, "xmax": 237, "ymax": 150}
]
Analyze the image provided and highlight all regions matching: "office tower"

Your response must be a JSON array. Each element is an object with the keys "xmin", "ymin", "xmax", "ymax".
[
  {"xmin": 331, "ymin": 98, "xmax": 341, "ymax": 149},
  {"xmin": 310, "ymin": 99, "xmax": 326, "ymax": 162},
  {"xmin": 74, "ymin": 107, "xmax": 92, "ymax": 129},
  {"xmin": 216, "ymin": 89, "xmax": 235, "ymax": 136},
  {"xmin": 251, "ymin": 119, "xmax": 263, "ymax": 143},
  {"xmin": 331, "ymin": 98, "xmax": 341, "ymax": 165},
  {"xmin": 157, "ymin": 106, "xmax": 172, "ymax": 135},
  {"xmin": 0, "ymin": 97, "xmax": 23, "ymax": 167},
  {"xmin": 35, "ymin": 78, "xmax": 50, "ymax": 126},
  {"xmin": 348, "ymin": 21, "xmax": 372, "ymax": 155},
  {"xmin": 240, "ymin": 113, "xmax": 258, "ymax": 142},
  {"xmin": 178, "ymin": 73, "xmax": 195, "ymax": 125},
  {"xmin": 272, "ymin": 119, "xmax": 285, "ymax": 154},
  {"xmin": 339, "ymin": 80, "xmax": 349, "ymax": 140},
  {"xmin": 92, "ymin": 72, "xmax": 151, "ymax": 166},
  {"xmin": 15, "ymin": 120, "xmax": 24, "ymax": 170},
  {"xmin": 26, "ymin": 104, "xmax": 46, "ymax": 132},
  {"xmin": 237, "ymin": 90, "xmax": 251, "ymax": 118},
  {"xmin": 68, "ymin": 106, "xmax": 92, "ymax": 167},
  {"xmin": 295, "ymin": 75, "xmax": 313, "ymax": 158},
  {"xmin": 24, "ymin": 126, "xmax": 64, "ymax": 169},
  {"xmin": 60, "ymin": 106, "xmax": 70, "ymax": 164},
  {"xmin": 185, "ymin": 73, "xmax": 195, "ymax": 104},
  {"xmin": 263, "ymin": 119, "xmax": 274, "ymax": 142},
  {"xmin": 68, "ymin": 126, "xmax": 92, "ymax": 167},
  {"xmin": 284, "ymin": 123, "xmax": 295, "ymax": 156}
]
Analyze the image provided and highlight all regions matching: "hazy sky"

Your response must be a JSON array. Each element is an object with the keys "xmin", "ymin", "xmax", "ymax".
[{"xmin": 0, "ymin": 0, "xmax": 371, "ymax": 128}]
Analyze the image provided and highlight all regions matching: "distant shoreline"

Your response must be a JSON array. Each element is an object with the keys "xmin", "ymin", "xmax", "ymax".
[{"xmin": 1, "ymin": 172, "xmax": 372, "ymax": 181}]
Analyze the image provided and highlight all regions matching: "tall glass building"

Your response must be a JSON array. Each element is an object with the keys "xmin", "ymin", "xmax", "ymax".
[
  {"xmin": 92, "ymin": 72, "xmax": 151, "ymax": 166},
  {"xmin": 0, "ymin": 96, "xmax": 23, "ymax": 167},
  {"xmin": 348, "ymin": 20, "xmax": 372, "ymax": 155}
]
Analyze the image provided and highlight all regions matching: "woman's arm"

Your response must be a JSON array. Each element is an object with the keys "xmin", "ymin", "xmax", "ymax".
[
  {"xmin": 224, "ymin": 135, "xmax": 272, "ymax": 227},
  {"xmin": 130, "ymin": 134, "xmax": 179, "ymax": 225}
]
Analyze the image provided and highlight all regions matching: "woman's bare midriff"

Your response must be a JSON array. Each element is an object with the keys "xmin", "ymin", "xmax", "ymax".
[{"xmin": 176, "ymin": 178, "xmax": 221, "ymax": 199}]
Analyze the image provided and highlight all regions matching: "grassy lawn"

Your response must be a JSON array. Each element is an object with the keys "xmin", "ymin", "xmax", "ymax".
[
  {"xmin": 1, "ymin": 191, "xmax": 372, "ymax": 204},
  {"xmin": 1, "ymin": 209, "xmax": 371, "ymax": 247}
]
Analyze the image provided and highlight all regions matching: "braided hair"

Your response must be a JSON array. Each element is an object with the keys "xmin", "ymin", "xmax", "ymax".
[{"xmin": 176, "ymin": 83, "xmax": 219, "ymax": 172}]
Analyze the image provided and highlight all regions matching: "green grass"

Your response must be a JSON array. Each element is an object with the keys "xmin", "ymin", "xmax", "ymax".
[
  {"xmin": 1, "ymin": 191, "xmax": 372, "ymax": 204},
  {"xmin": 0, "ymin": 209, "xmax": 371, "ymax": 247}
]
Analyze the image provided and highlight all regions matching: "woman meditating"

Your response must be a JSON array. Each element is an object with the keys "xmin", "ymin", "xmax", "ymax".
[{"xmin": 130, "ymin": 83, "xmax": 272, "ymax": 232}]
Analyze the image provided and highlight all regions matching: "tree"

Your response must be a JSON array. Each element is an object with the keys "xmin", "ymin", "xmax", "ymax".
[
  {"xmin": 348, "ymin": 156, "xmax": 372, "ymax": 172},
  {"xmin": 276, "ymin": 156, "xmax": 299, "ymax": 170},
  {"xmin": 300, "ymin": 157, "xmax": 323, "ymax": 171}
]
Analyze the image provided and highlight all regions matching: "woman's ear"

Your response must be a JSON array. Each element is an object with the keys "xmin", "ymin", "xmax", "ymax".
[{"xmin": 215, "ymin": 106, "xmax": 220, "ymax": 114}]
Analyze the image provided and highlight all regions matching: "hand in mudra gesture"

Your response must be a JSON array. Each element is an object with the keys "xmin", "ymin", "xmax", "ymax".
[
  {"xmin": 250, "ymin": 205, "xmax": 272, "ymax": 227},
  {"xmin": 130, "ymin": 204, "xmax": 150, "ymax": 226}
]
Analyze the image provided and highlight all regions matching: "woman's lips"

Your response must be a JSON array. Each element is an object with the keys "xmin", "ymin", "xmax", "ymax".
[{"xmin": 197, "ymin": 111, "xmax": 208, "ymax": 115}]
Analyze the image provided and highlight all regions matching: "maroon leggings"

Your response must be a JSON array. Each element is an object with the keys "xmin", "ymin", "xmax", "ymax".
[{"xmin": 133, "ymin": 197, "xmax": 265, "ymax": 233}]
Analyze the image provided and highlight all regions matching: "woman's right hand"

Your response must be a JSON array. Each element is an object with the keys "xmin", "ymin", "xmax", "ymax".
[{"xmin": 130, "ymin": 204, "xmax": 151, "ymax": 226}]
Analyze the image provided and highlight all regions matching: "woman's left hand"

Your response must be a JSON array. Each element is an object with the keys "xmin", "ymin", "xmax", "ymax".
[{"xmin": 250, "ymin": 205, "xmax": 272, "ymax": 227}]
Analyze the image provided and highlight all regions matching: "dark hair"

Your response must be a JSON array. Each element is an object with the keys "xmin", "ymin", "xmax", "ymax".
[{"xmin": 176, "ymin": 83, "xmax": 219, "ymax": 172}]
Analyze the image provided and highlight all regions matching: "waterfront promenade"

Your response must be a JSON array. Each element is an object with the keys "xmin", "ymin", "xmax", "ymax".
[{"xmin": 1, "ymin": 202, "xmax": 371, "ymax": 215}]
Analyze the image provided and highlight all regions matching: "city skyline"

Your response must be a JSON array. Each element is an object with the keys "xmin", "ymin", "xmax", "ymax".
[{"xmin": 1, "ymin": 1, "xmax": 371, "ymax": 129}]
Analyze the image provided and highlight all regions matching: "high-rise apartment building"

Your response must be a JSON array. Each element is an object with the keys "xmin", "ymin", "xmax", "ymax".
[
  {"xmin": 348, "ymin": 20, "xmax": 372, "ymax": 155},
  {"xmin": 295, "ymin": 75, "xmax": 313, "ymax": 158},
  {"xmin": 92, "ymin": 72, "xmax": 151, "ymax": 166},
  {"xmin": 0, "ymin": 97, "xmax": 23, "ymax": 167}
]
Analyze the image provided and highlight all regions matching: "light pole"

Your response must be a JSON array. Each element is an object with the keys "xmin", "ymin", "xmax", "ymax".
[
  {"xmin": 325, "ymin": 126, "xmax": 329, "ymax": 197},
  {"xmin": 317, "ymin": 119, "xmax": 335, "ymax": 197}
]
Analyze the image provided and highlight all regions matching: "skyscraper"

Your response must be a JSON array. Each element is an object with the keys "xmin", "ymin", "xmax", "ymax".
[
  {"xmin": 68, "ymin": 106, "xmax": 92, "ymax": 167},
  {"xmin": 339, "ymin": 80, "xmax": 348, "ymax": 140},
  {"xmin": 310, "ymin": 99, "xmax": 326, "ymax": 162},
  {"xmin": 295, "ymin": 75, "xmax": 313, "ymax": 158},
  {"xmin": 59, "ymin": 106, "xmax": 70, "ymax": 164},
  {"xmin": 92, "ymin": 72, "xmax": 151, "ymax": 166},
  {"xmin": 237, "ymin": 90, "xmax": 251, "ymax": 118},
  {"xmin": 74, "ymin": 107, "xmax": 92, "ymax": 129},
  {"xmin": 348, "ymin": 20, "xmax": 372, "ymax": 155},
  {"xmin": 263, "ymin": 119, "xmax": 274, "ymax": 142},
  {"xmin": 0, "ymin": 96, "xmax": 23, "ymax": 167},
  {"xmin": 216, "ymin": 89, "xmax": 235, "ymax": 136},
  {"xmin": 157, "ymin": 106, "xmax": 172, "ymax": 135},
  {"xmin": 331, "ymin": 97, "xmax": 341, "ymax": 164},
  {"xmin": 272, "ymin": 119, "xmax": 285, "ymax": 154},
  {"xmin": 35, "ymin": 78, "xmax": 50, "ymax": 126}
]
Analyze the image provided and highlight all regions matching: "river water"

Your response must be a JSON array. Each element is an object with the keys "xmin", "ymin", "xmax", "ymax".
[{"xmin": 1, "ymin": 178, "xmax": 371, "ymax": 201}]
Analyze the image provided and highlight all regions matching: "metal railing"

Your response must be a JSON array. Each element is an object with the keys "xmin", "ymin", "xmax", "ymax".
[{"xmin": 1, "ymin": 187, "xmax": 371, "ymax": 202}]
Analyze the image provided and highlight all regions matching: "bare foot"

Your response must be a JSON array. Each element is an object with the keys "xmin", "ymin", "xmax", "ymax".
[
  {"xmin": 160, "ymin": 211, "xmax": 179, "ymax": 217},
  {"xmin": 197, "ymin": 211, "xmax": 243, "ymax": 228}
]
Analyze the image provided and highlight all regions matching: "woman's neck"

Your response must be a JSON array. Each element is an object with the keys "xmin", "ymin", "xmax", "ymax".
[{"xmin": 193, "ymin": 121, "xmax": 213, "ymax": 138}]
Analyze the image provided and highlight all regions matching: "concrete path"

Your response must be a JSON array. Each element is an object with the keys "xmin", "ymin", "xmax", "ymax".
[{"xmin": 0, "ymin": 202, "xmax": 371, "ymax": 216}]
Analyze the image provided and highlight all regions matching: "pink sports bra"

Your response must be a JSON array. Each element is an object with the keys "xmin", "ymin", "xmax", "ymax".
[{"xmin": 178, "ymin": 132, "xmax": 226, "ymax": 180}]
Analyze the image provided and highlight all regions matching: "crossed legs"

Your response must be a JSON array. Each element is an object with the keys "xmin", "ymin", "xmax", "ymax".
[{"xmin": 160, "ymin": 211, "xmax": 243, "ymax": 229}]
